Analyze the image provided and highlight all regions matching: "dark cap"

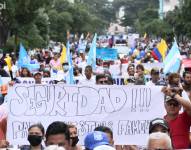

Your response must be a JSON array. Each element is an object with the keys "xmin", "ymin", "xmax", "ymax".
[
  {"xmin": 149, "ymin": 118, "xmax": 169, "ymax": 134},
  {"xmin": 164, "ymin": 95, "xmax": 179, "ymax": 103}
]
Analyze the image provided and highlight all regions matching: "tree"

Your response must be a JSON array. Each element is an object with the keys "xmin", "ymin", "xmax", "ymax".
[
  {"xmin": 165, "ymin": 0, "xmax": 191, "ymax": 41},
  {"xmin": 0, "ymin": 0, "xmax": 52, "ymax": 50}
]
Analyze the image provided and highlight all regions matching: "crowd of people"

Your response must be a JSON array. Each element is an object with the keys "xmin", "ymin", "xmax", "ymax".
[{"xmin": 0, "ymin": 35, "xmax": 191, "ymax": 149}]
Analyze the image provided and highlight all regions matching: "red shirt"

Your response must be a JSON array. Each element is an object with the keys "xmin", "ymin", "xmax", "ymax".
[{"xmin": 164, "ymin": 111, "xmax": 191, "ymax": 149}]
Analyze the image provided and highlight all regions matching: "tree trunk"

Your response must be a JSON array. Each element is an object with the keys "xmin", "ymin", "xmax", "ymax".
[
  {"xmin": 14, "ymin": 33, "xmax": 18, "ymax": 59},
  {"xmin": 0, "ymin": 23, "xmax": 9, "ymax": 48}
]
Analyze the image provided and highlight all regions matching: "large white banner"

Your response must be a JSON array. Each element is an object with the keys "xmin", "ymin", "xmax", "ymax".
[
  {"xmin": 1, "ymin": 77, "xmax": 56, "ymax": 85},
  {"xmin": 6, "ymin": 84, "xmax": 165, "ymax": 146}
]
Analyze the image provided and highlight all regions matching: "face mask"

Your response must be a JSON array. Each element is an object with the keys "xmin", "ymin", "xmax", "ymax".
[
  {"xmin": 28, "ymin": 135, "xmax": 43, "ymax": 146},
  {"xmin": 71, "ymin": 136, "xmax": 79, "ymax": 147}
]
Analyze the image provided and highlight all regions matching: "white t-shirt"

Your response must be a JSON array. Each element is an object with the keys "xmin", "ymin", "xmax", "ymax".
[
  {"xmin": 77, "ymin": 61, "xmax": 87, "ymax": 75},
  {"xmin": 146, "ymin": 80, "xmax": 155, "ymax": 86},
  {"xmin": 78, "ymin": 76, "xmax": 95, "ymax": 85},
  {"xmin": 4, "ymin": 65, "xmax": 19, "ymax": 78}
]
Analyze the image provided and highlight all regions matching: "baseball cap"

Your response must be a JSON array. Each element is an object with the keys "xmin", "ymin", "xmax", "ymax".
[
  {"xmin": 149, "ymin": 118, "xmax": 169, "ymax": 134},
  {"xmin": 165, "ymin": 95, "xmax": 179, "ymax": 103},
  {"xmin": 33, "ymin": 71, "xmax": 42, "ymax": 76},
  {"xmin": 84, "ymin": 131, "xmax": 110, "ymax": 150}
]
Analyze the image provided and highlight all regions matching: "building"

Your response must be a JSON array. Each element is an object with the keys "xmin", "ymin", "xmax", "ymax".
[
  {"xmin": 163, "ymin": 0, "xmax": 180, "ymax": 13},
  {"xmin": 108, "ymin": 23, "xmax": 128, "ymax": 35},
  {"xmin": 159, "ymin": 0, "xmax": 180, "ymax": 19}
]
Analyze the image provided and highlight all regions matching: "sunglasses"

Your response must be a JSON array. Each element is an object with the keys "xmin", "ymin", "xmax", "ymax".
[
  {"xmin": 167, "ymin": 102, "xmax": 179, "ymax": 107},
  {"xmin": 99, "ymin": 80, "xmax": 108, "ymax": 84}
]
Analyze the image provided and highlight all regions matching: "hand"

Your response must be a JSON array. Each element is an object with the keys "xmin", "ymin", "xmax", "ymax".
[
  {"xmin": 0, "ymin": 140, "xmax": 9, "ymax": 148},
  {"xmin": 8, "ymin": 81, "xmax": 15, "ymax": 86},
  {"xmin": 161, "ymin": 87, "xmax": 173, "ymax": 96}
]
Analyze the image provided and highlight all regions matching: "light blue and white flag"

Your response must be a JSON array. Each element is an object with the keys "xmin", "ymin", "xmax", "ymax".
[
  {"xmin": 66, "ymin": 41, "xmax": 74, "ymax": 84},
  {"xmin": 18, "ymin": 43, "xmax": 30, "ymax": 69},
  {"xmin": 163, "ymin": 41, "xmax": 181, "ymax": 74},
  {"xmin": 18, "ymin": 43, "xmax": 39, "ymax": 72},
  {"xmin": 87, "ymin": 33, "xmax": 97, "ymax": 69}
]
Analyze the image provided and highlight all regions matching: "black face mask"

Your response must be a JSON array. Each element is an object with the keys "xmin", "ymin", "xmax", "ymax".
[
  {"xmin": 71, "ymin": 136, "xmax": 79, "ymax": 147},
  {"xmin": 28, "ymin": 135, "xmax": 43, "ymax": 146}
]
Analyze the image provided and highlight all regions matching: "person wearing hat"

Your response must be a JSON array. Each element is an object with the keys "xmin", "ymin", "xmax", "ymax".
[
  {"xmin": 149, "ymin": 118, "xmax": 169, "ymax": 134},
  {"xmin": 84, "ymin": 131, "xmax": 115, "ymax": 150},
  {"xmin": 33, "ymin": 72, "xmax": 42, "ymax": 84},
  {"xmin": 162, "ymin": 86, "xmax": 191, "ymax": 149}
]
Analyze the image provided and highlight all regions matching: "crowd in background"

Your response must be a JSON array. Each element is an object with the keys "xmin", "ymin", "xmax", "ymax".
[{"xmin": 0, "ymin": 35, "xmax": 191, "ymax": 149}]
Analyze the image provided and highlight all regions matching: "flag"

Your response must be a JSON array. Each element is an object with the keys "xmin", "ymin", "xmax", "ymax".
[
  {"xmin": 68, "ymin": 53, "xmax": 74, "ymax": 84},
  {"xmin": 143, "ymin": 32, "xmax": 147, "ymax": 39},
  {"xmin": 78, "ymin": 33, "xmax": 87, "ymax": 53},
  {"xmin": 157, "ymin": 39, "xmax": 168, "ymax": 61},
  {"xmin": 18, "ymin": 43, "xmax": 30, "ymax": 69},
  {"xmin": 152, "ymin": 47, "xmax": 162, "ymax": 61},
  {"xmin": 163, "ymin": 41, "xmax": 181, "ymax": 74},
  {"xmin": 18, "ymin": 43, "xmax": 39, "ymax": 71},
  {"xmin": 65, "ymin": 41, "xmax": 74, "ymax": 84},
  {"xmin": 60, "ymin": 44, "xmax": 67, "ymax": 64},
  {"xmin": 87, "ymin": 33, "xmax": 97, "ymax": 69},
  {"xmin": 4, "ymin": 55, "xmax": 12, "ymax": 71}
]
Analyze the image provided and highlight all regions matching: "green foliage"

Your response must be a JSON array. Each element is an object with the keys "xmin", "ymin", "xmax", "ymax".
[
  {"xmin": 1, "ymin": 0, "xmax": 114, "ymax": 49},
  {"xmin": 165, "ymin": 0, "xmax": 191, "ymax": 40}
]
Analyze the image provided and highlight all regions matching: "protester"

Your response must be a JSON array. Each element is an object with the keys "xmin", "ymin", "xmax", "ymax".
[
  {"xmin": 4, "ymin": 58, "xmax": 19, "ymax": 79},
  {"xmin": 49, "ymin": 53, "xmax": 62, "ymax": 77},
  {"xmin": 134, "ymin": 64, "xmax": 146, "ymax": 85},
  {"xmin": 0, "ymin": 68, "xmax": 10, "ymax": 77},
  {"xmin": 149, "ymin": 118, "xmax": 169, "ymax": 134},
  {"xmin": 124, "ymin": 64, "xmax": 135, "ymax": 85},
  {"xmin": 182, "ymin": 71, "xmax": 191, "ymax": 100},
  {"xmin": 94, "ymin": 126, "xmax": 114, "ymax": 145},
  {"xmin": 20, "ymin": 68, "xmax": 32, "ymax": 77},
  {"xmin": 43, "ymin": 70, "xmax": 51, "ymax": 78},
  {"xmin": 96, "ymin": 74, "xmax": 108, "ymax": 85},
  {"xmin": 45, "ymin": 121, "xmax": 70, "ymax": 150},
  {"xmin": 162, "ymin": 86, "xmax": 191, "ymax": 149},
  {"xmin": 146, "ymin": 68, "xmax": 160, "ymax": 86},
  {"xmin": 79, "ymin": 65, "xmax": 95, "ymax": 85},
  {"xmin": 20, "ymin": 123, "xmax": 45, "ymax": 150},
  {"xmin": 147, "ymin": 132, "xmax": 173, "ymax": 150},
  {"xmin": 0, "ymin": 105, "xmax": 8, "ymax": 148},
  {"xmin": 33, "ymin": 72, "xmax": 43, "ymax": 84},
  {"xmin": 84, "ymin": 131, "xmax": 115, "ymax": 150},
  {"xmin": 68, "ymin": 124, "xmax": 82, "ymax": 150}
]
